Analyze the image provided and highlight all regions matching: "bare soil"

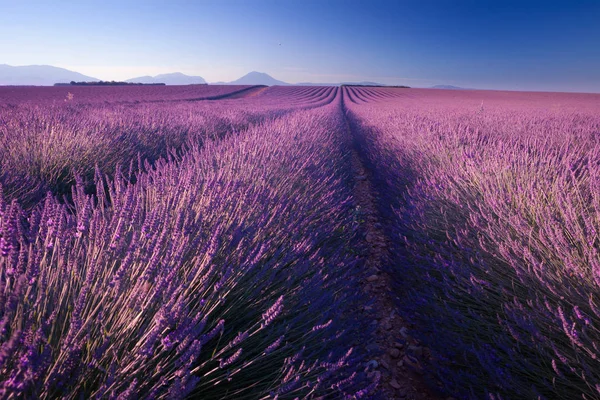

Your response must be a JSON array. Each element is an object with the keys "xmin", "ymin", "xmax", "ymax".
[{"xmin": 344, "ymin": 114, "xmax": 442, "ymax": 400}]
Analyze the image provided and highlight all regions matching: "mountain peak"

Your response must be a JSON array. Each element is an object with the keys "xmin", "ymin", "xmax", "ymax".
[{"xmin": 228, "ymin": 72, "xmax": 288, "ymax": 86}]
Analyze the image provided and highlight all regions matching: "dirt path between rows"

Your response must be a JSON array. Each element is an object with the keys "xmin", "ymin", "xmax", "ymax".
[{"xmin": 342, "ymin": 102, "xmax": 442, "ymax": 400}]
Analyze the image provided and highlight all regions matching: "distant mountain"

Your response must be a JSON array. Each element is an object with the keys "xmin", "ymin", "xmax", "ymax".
[
  {"xmin": 0, "ymin": 64, "xmax": 99, "ymax": 86},
  {"xmin": 126, "ymin": 72, "xmax": 206, "ymax": 85},
  {"xmin": 227, "ymin": 71, "xmax": 289, "ymax": 86},
  {"xmin": 431, "ymin": 85, "xmax": 467, "ymax": 90},
  {"xmin": 212, "ymin": 73, "xmax": 393, "ymax": 87}
]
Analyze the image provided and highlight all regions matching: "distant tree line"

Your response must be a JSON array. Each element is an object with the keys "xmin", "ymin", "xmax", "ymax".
[{"xmin": 54, "ymin": 81, "xmax": 167, "ymax": 86}]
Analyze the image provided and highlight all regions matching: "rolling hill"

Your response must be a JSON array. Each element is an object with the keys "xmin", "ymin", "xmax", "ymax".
[{"xmin": 0, "ymin": 64, "xmax": 99, "ymax": 86}]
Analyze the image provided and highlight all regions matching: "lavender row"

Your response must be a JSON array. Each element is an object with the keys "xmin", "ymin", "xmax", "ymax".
[
  {"xmin": 0, "ymin": 85, "xmax": 258, "ymax": 105},
  {"xmin": 0, "ymin": 92, "xmax": 375, "ymax": 398},
  {"xmin": 0, "ymin": 86, "xmax": 337, "ymax": 208},
  {"xmin": 344, "ymin": 87, "xmax": 600, "ymax": 398},
  {"xmin": 0, "ymin": 102, "xmax": 259, "ymax": 208}
]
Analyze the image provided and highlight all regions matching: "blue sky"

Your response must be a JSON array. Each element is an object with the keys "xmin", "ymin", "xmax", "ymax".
[{"xmin": 1, "ymin": 0, "xmax": 599, "ymax": 91}]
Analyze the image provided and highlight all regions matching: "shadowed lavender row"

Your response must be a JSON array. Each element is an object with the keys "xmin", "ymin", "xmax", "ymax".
[
  {"xmin": 345, "ymin": 87, "xmax": 600, "ymax": 399},
  {"xmin": 0, "ymin": 90, "xmax": 377, "ymax": 398}
]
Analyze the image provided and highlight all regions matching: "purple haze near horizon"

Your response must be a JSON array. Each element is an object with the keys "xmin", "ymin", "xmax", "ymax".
[{"xmin": 0, "ymin": 0, "xmax": 599, "ymax": 92}]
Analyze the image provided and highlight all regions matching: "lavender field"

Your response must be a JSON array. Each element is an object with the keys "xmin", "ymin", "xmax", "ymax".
[
  {"xmin": 345, "ymin": 87, "xmax": 600, "ymax": 399},
  {"xmin": 1, "ymin": 84, "xmax": 600, "ymax": 399}
]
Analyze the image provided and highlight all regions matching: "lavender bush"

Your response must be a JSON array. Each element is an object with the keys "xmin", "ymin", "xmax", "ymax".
[
  {"xmin": 345, "ymin": 86, "xmax": 600, "ymax": 399},
  {"xmin": 0, "ymin": 89, "xmax": 375, "ymax": 398}
]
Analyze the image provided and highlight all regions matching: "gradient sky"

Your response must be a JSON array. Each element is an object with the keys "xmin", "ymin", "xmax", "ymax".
[{"xmin": 1, "ymin": 0, "xmax": 599, "ymax": 92}]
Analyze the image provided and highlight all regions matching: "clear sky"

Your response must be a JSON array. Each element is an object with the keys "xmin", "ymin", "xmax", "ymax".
[{"xmin": 1, "ymin": 0, "xmax": 599, "ymax": 92}]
